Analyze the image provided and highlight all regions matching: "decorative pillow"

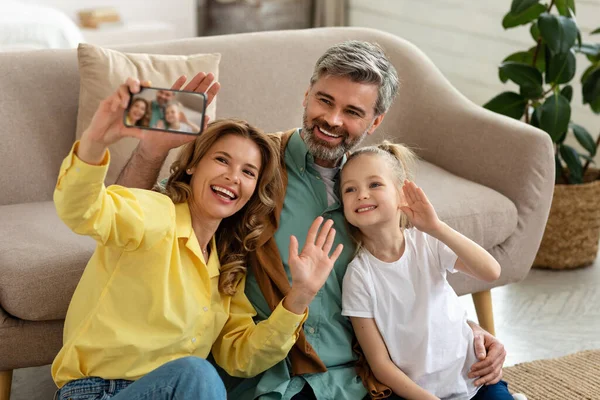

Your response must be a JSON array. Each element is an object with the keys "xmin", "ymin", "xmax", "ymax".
[{"xmin": 76, "ymin": 43, "xmax": 221, "ymax": 184}]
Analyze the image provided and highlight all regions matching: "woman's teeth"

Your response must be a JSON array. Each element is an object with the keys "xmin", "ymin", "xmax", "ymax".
[{"xmin": 211, "ymin": 185, "xmax": 236, "ymax": 200}]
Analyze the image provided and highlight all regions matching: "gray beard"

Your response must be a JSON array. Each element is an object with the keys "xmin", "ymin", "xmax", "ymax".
[{"xmin": 301, "ymin": 110, "xmax": 370, "ymax": 162}]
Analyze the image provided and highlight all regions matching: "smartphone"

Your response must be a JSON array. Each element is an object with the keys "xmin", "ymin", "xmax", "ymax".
[{"xmin": 124, "ymin": 86, "xmax": 207, "ymax": 136}]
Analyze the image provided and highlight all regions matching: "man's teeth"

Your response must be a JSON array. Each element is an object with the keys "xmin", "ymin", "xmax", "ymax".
[
  {"xmin": 357, "ymin": 206, "xmax": 376, "ymax": 213},
  {"xmin": 211, "ymin": 186, "xmax": 236, "ymax": 199},
  {"xmin": 319, "ymin": 127, "xmax": 341, "ymax": 138}
]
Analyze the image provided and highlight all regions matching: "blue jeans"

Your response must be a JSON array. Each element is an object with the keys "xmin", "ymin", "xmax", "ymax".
[
  {"xmin": 55, "ymin": 356, "xmax": 226, "ymax": 400},
  {"xmin": 471, "ymin": 381, "xmax": 513, "ymax": 400},
  {"xmin": 387, "ymin": 380, "xmax": 513, "ymax": 400}
]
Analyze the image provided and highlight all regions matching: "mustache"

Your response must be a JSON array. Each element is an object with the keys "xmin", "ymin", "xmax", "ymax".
[{"xmin": 310, "ymin": 118, "xmax": 347, "ymax": 138}]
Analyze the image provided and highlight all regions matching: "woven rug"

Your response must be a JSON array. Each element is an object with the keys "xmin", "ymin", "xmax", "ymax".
[{"xmin": 503, "ymin": 350, "xmax": 600, "ymax": 399}]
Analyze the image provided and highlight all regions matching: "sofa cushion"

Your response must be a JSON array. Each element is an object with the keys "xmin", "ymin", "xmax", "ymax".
[
  {"xmin": 75, "ymin": 43, "xmax": 221, "ymax": 185},
  {"xmin": 0, "ymin": 201, "xmax": 94, "ymax": 321},
  {"xmin": 416, "ymin": 161, "xmax": 518, "ymax": 250}
]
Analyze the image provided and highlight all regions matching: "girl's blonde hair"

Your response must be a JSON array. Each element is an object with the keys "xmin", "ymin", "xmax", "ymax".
[
  {"xmin": 342, "ymin": 140, "xmax": 418, "ymax": 252},
  {"xmin": 164, "ymin": 119, "xmax": 282, "ymax": 295}
]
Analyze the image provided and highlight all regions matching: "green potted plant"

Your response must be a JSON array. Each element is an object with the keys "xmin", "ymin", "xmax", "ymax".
[{"xmin": 484, "ymin": 0, "xmax": 600, "ymax": 269}]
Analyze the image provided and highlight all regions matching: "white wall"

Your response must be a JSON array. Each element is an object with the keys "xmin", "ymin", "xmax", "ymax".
[
  {"xmin": 349, "ymin": 0, "xmax": 600, "ymax": 161},
  {"xmin": 17, "ymin": 0, "xmax": 197, "ymax": 39}
]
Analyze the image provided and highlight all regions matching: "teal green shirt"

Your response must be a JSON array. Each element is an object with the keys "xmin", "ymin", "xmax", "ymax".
[
  {"xmin": 149, "ymin": 100, "xmax": 165, "ymax": 128},
  {"xmin": 222, "ymin": 130, "xmax": 367, "ymax": 400}
]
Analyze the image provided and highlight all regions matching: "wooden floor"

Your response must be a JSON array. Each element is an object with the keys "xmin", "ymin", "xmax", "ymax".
[{"xmin": 9, "ymin": 261, "xmax": 600, "ymax": 399}]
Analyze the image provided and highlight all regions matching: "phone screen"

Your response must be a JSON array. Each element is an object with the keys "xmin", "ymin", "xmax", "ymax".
[{"xmin": 124, "ymin": 87, "xmax": 207, "ymax": 135}]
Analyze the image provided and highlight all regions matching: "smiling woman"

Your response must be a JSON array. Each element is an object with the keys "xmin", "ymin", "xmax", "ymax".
[
  {"xmin": 50, "ymin": 77, "xmax": 345, "ymax": 399},
  {"xmin": 164, "ymin": 119, "xmax": 280, "ymax": 294}
]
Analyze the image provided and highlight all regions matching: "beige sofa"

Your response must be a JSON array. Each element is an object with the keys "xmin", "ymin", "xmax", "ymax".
[{"xmin": 0, "ymin": 27, "xmax": 554, "ymax": 399}]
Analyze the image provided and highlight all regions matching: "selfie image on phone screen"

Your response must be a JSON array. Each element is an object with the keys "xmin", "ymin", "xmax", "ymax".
[{"xmin": 124, "ymin": 87, "xmax": 207, "ymax": 135}]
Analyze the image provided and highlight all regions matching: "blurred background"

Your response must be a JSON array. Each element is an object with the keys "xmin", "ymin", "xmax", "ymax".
[{"xmin": 2, "ymin": 0, "xmax": 597, "ymax": 159}]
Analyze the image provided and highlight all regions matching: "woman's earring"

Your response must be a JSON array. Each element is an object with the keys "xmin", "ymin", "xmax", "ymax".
[{"xmin": 186, "ymin": 169, "xmax": 192, "ymax": 175}]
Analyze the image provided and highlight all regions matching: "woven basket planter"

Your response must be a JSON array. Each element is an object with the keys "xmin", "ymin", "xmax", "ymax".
[{"xmin": 533, "ymin": 170, "xmax": 600, "ymax": 269}]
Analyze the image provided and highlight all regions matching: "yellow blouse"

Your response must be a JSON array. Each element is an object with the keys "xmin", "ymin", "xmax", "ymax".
[{"xmin": 51, "ymin": 142, "xmax": 307, "ymax": 388}]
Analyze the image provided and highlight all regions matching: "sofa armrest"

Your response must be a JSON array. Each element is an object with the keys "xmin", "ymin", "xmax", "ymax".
[
  {"xmin": 401, "ymin": 103, "xmax": 554, "ymax": 216},
  {"xmin": 395, "ymin": 99, "xmax": 553, "ymax": 282}
]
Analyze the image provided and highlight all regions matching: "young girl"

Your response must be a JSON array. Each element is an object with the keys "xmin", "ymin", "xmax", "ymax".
[
  {"xmin": 52, "ymin": 78, "xmax": 343, "ymax": 399},
  {"xmin": 155, "ymin": 101, "xmax": 200, "ymax": 133},
  {"xmin": 340, "ymin": 142, "xmax": 514, "ymax": 400}
]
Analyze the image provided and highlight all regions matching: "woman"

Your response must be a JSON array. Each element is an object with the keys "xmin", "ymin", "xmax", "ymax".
[
  {"xmin": 125, "ymin": 97, "xmax": 150, "ymax": 127},
  {"xmin": 52, "ymin": 78, "xmax": 343, "ymax": 399}
]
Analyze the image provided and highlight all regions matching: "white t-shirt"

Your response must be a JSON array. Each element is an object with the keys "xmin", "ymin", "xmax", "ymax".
[{"xmin": 341, "ymin": 228, "xmax": 480, "ymax": 400}]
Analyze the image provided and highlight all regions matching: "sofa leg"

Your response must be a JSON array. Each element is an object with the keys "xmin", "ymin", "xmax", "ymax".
[
  {"xmin": 472, "ymin": 290, "xmax": 496, "ymax": 336},
  {"xmin": 0, "ymin": 369, "xmax": 12, "ymax": 400}
]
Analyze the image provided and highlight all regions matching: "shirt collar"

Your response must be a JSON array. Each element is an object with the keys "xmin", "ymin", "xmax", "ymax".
[
  {"xmin": 174, "ymin": 201, "xmax": 217, "ymax": 265},
  {"xmin": 175, "ymin": 202, "xmax": 193, "ymax": 239}
]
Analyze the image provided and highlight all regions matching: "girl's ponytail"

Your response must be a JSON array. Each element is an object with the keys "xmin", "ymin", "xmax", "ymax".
[{"xmin": 376, "ymin": 140, "xmax": 417, "ymax": 182}]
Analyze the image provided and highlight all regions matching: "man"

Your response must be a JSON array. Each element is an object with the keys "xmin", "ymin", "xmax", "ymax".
[
  {"xmin": 149, "ymin": 89, "xmax": 175, "ymax": 127},
  {"xmin": 116, "ymin": 41, "xmax": 507, "ymax": 399}
]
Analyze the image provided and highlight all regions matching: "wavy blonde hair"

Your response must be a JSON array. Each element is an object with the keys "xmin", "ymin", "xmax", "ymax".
[
  {"xmin": 164, "ymin": 119, "xmax": 282, "ymax": 295},
  {"xmin": 341, "ymin": 140, "xmax": 417, "ymax": 253}
]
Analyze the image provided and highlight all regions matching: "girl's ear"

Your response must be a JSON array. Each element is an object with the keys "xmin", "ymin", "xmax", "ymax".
[{"xmin": 397, "ymin": 185, "xmax": 407, "ymax": 209}]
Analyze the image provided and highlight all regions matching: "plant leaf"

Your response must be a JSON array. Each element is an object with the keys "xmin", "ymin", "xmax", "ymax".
[
  {"xmin": 582, "ymin": 67, "xmax": 600, "ymax": 113},
  {"xmin": 568, "ymin": 0, "xmax": 576, "ymax": 15},
  {"xmin": 555, "ymin": 153, "xmax": 564, "ymax": 183},
  {"xmin": 530, "ymin": 45, "xmax": 546, "ymax": 73},
  {"xmin": 546, "ymin": 49, "xmax": 577, "ymax": 84},
  {"xmin": 520, "ymin": 84, "xmax": 545, "ymax": 99},
  {"xmin": 531, "ymin": 105, "xmax": 542, "ymax": 128},
  {"xmin": 530, "ymin": 22, "xmax": 540, "ymax": 41},
  {"xmin": 592, "ymin": 27, "xmax": 600, "ymax": 35},
  {"xmin": 557, "ymin": 130, "xmax": 568, "ymax": 144},
  {"xmin": 579, "ymin": 154, "xmax": 596, "ymax": 163},
  {"xmin": 499, "ymin": 47, "xmax": 546, "ymax": 84},
  {"xmin": 555, "ymin": 0, "xmax": 570, "ymax": 16},
  {"xmin": 571, "ymin": 123, "xmax": 597, "ymax": 156},
  {"xmin": 576, "ymin": 43, "xmax": 600, "ymax": 62},
  {"xmin": 539, "ymin": 94, "xmax": 571, "ymax": 141},
  {"xmin": 592, "ymin": 97, "xmax": 600, "ymax": 114},
  {"xmin": 559, "ymin": 144, "xmax": 583, "ymax": 183},
  {"xmin": 538, "ymin": 13, "xmax": 578, "ymax": 54},
  {"xmin": 560, "ymin": 85, "xmax": 573, "ymax": 102},
  {"xmin": 555, "ymin": 0, "xmax": 576, "ymax": 16},
  {"xmin": 483, "ymin": 92, "xmax": 527, "ymax": 120},
  {"xmin": 581, "ymin": 64, "xmax": 600, "ymax": 84},
  {"xmin": 499, "ymin": 51, "xmax": 532, "ymax": 83},
  {"xmin": 503, "ymin": 3, "xmax": 547, "ymax": 29},
  {"xmin": 511, "ymin": 0, "xmax": 540, "ymax": 14},
  {"xmin": 500, "ymin": 61, "xmax": 543, "ymax": 87}
]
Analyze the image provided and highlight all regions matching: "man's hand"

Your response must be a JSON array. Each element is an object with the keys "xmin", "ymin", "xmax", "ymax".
[
  {"xmin": 468, "ymin": 323, "xmax": 506, "ymax": 386},
  {"xmin": 137, "ymin": 72, "xmax": 221, "ymax": 160}
]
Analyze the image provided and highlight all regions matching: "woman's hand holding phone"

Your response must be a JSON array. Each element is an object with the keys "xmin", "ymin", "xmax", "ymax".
[{"xmin": 78, "ymin": 78, "xmax": 149, "ymax": 165}]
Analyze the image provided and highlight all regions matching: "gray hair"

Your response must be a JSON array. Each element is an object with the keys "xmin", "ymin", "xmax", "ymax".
[{"xmin": 310, "ymin": 40, "xmax": 399, "ymax": 116}]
